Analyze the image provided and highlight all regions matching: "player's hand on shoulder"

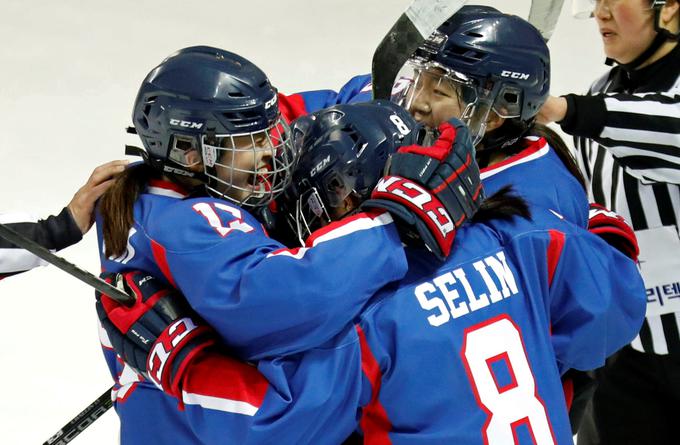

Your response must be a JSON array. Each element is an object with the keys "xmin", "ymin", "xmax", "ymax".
[
  {"xmin": 96, "ymin": 271, "xmax": 216, "ymax": 398},
  {"xmin": 362, "ymin": 118, "xmax": 484, "ymax": 260},
  {"xmin": 68, "ymin": 160, "xmax": 129, "ymax": 234}
]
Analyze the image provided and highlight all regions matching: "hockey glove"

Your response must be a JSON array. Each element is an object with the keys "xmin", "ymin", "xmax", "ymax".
[
  {"xmin": 588, "ymin": 203, "xmax": 639, "ymax": 262},
  {"xmin": 362, "ymin": 118, "xmax": 484, "ymax": 260},
  {"xmin": 96, "ymin": 271, "xmax": 216, "ymax": 398}
]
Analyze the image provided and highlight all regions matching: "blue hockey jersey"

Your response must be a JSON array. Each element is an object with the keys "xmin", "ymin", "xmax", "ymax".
[
  {"xmin": 116, "ymin": 206, "xmax": 645, "ymax": 445},
  {"xmin": 480, "ymin": 136, "xmax": 589, "ymax": 228},
  {"xmin": 94, "ymin": 178, "xmax": 409, "ymax": 443}
]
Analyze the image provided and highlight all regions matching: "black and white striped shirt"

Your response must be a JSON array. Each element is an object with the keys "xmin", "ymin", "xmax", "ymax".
[
  {"xmin": 560, "ymin": 44, "xmax": 680, "ymax": 356},
  {"xmin": 0, "ymin": 208, "xmax": 81, "ymax": 279}
]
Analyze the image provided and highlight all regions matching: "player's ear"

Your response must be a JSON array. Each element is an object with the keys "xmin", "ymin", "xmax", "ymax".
[
  {"xmin": 335, "ymin": 195, "xmax": 360, "ymax": 219},
  {"xmin": 660, "ymin": 0, "xmax": 680, "ymax": 31},
  {"xmin": 485, "ymin": 112, "xmax": 505, "ymax": 132}
]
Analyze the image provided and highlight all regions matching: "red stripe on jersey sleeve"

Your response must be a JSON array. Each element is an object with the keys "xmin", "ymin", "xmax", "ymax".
[
  {"xmin": 562, "ymin": 376, "xmax": 574, "ymax": 412},
  {"xmin": 356, "ymin": 324, "xmax": 392, "ymax": 445},
  {"xmin": 547, "ymin": 230, "xmax": 566, "ymax": 287},
  {"xmin": 182, "ymin": 353, "xmax": 268, "ymax": 408},
  {"xmin": 151, "ymin": 240, "xmax": 177, "ymax": 288}
]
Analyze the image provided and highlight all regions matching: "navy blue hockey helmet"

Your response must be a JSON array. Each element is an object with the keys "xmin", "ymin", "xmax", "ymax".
[
  {"xmin": 132, "ymin": 46, "xmax": 296, "ymax": 207},
  {"xmin": 392, "ymin": 6, "xmax": 550, "ymax": 148},
  {"xmin": 282, "ymin": 100, "xmax": 418, "ymax": 244}
]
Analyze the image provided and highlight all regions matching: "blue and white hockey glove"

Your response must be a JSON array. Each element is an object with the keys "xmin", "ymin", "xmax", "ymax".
[
  {"xmin": 96, "ymin": 271, "xmax": 216, "ymax": 399},
  {"xmin": 363, "ymin": 118, "xmax": 484, "ymax": 260}
]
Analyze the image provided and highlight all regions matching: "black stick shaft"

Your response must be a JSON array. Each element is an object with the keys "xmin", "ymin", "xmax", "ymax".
[
  {"xmin": 0, "ymin": 222, "xmax": 132, "ymax": 304},
  {"xmin": 43, "ymin": 386, "xmax": 114, "ymax": 445},
  {"xmin": 371, "ymin": 14, "xmax": 422, "ymax": 100}
]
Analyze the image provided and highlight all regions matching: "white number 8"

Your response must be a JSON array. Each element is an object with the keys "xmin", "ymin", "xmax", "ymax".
[
  {"xmin": 462, "ymin": 315, "xmax": 556, "ymax": 444},
  {"xmin": 390, "ymin": 114, "xmax": 412, "ymax": 136}
]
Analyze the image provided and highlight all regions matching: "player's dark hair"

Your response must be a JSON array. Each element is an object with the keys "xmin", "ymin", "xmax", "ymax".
[
  {"xmin": 471, "ymin": 185, "xmax": 532, "ymax": 223},
  {"xmin": 529, "ymin": 123, "xmax": 586, "ymax": 190},
  {"xmin": 99, "ymin": 164, "xmax": 155, "ymax": 258}
]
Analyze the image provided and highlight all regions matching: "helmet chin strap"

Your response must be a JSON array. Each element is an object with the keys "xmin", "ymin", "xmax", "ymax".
[
  {"xmin": 606, "ymin": 31, "xmax": 668, "ymax": 69},
  {"xmin": 124, "ymin": 143, "xmax": 209, "ymax": 186},
  {"xmin": 476, "ymin": 118, "xmax": 531, "ymax": 155}
]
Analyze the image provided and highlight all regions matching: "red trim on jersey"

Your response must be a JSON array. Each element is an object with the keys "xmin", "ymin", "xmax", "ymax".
[
  {"xmin": 480, "ymin": 137, "xmax": 547, "ymax": 174},
  {"xmin": 268, "ymin": 247, "xmax": 304, "ymax": 257},
  {"xmin": 511, "ymin": 417, "xmax": 537, "ymax": 443},
  {"xmin": 277, "ymin": 93, "xmax": 308, "ymax": 122},
  {"xmin": 562, "ymin": 376, "xmax": 574, "ymax": 412},
  {"xmin": 148, "ymin": 179, "xmax": 190, "ymax": 197},
  {"xmin": 547, "ymin": 230, "xmax": 566, "ymax": 287},
  {"xmin": 182, "ymin": 353, "xmax": 268, "ymax": 408},
  {"xmin": 151, "ymin": 240, "xmax": 177, "ymax": 288},
  {"xmin": 486, "ymin": 352, "xmax": 518, "ymax": 394},
  {"xmin": 356, "ymin": 324, "xmax": 392, "ymax": 445},
  {"xmin": 304, "ymin": 210, "xmax": 388, "ymax": 247}
]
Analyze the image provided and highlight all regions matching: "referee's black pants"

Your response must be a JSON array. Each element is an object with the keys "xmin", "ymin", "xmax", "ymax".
[{"xmin": 577, "ymin": 345, "xmax": 680, "ymax": 445}]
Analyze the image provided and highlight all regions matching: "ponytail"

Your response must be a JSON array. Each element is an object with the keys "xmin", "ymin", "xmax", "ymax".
[{"xmin": 99, "ymin": 164, "xmax": 155, "ymax": 258}]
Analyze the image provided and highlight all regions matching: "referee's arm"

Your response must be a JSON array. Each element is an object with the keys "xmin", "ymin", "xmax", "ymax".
[
  {"xmin": 559, "ymin": 91, "xmax": 680, "ymax": 184},
  {"xmin": 0, "ymin": 209, "xmax": 82, "ymax": 278}
]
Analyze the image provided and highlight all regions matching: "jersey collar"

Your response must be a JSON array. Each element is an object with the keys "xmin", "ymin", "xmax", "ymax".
[
  {"xmin": 146, "ymin": 179, "xmax": 191, "ymax": 199},
  {"xmin": 480, "ymin": 137, "xmax": 549, "ymax": 180}
]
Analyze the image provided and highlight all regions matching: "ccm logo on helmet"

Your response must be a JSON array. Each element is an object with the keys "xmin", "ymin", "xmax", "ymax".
[
  {"xmin": 310, "ymin": 155, "xmax": 331, "ymax": 177},
  {"xmin": 501, "ymin": 70, "xmax": 530, "ymax": 80},
  {"xmin": 169, "ymin": 119, "xmax": 204, "ymax": 129},
  {"xmin": 264, "ymin": 95, "xmax": 278, "ymax": 110}
]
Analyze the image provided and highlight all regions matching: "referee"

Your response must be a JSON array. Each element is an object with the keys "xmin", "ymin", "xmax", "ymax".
[{"xmin": 539, "ymin": 1, "xmax": 680, "ymax": 444}]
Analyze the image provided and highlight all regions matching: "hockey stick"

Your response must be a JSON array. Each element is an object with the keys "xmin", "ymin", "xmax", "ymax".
[
  {"xmin": 0, "ymin": 223, "xmax": 128, "ymax": 442},
  {"xmin": 528, "ymin": 0, "xmax": 566, "ymax": 41},
  {"xmin": 43, "ymin": 387, "xmax": 114, "ymax": 445},
  {"xmin": 371, "ymin": 0, "xmax": 564, "ymax": 100},
  {"xmin": 371, "ymin": 0, "xmax": 468, "ymax": 99},
  {"xmin": 0, "ymin": 222, "xmax": 132, "ymax": 304}
]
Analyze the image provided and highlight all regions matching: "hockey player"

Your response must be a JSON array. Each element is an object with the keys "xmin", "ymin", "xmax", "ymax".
[
  {"xmin": 95, "ymin": 48, "xmax": 481, "ymax": 443},
  {"xmin": 292, "ymin": 7, "xmax": 590, "ymax": 231},
  {"xmin": 96, "ymin": 101, "xmax": 646, "ymax": 445},
  {"xmin": 538, "ymin": 0, "xmax": 680, "ymax": 443},
  {"xmin": 390, "ymin": 6, "xmax": 591, "ymax": 228},
  {"xmin": 0, "ymin": 159, "xmax": 127, "ymax": 278}
]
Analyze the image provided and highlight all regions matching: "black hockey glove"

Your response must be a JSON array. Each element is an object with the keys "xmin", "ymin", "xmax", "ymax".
[
  {"xmin": 362, "ymin": 118, "xmax": 484, "ymax": 260},
  {"xmin": 96, "ymin": 271, "xmax": 216, "ymax": 399}
]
